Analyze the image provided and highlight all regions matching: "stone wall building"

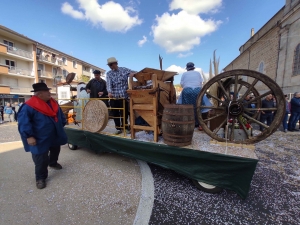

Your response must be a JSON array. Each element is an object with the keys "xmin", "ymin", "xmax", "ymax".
[{"xmin": 224, "ymin": 0, "xmax": 300, "ymax": 95}]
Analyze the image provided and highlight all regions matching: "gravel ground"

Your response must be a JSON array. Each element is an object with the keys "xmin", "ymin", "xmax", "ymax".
[{"xmin": 149, "ymin": 131, "xmax": 300, "ymax": 225}]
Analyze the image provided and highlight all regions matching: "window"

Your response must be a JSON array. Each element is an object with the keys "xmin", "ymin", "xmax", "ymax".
[
  {"xmin": 5, "ymin": 59, "xmax": 15, "ymax": 69},
  {"xmin": 292, "ymin": 44, "xmax": 300, "ymax": 76},
  {"xmin": 258, "ymin": 62, "xmax": 264, "ymax": 73},
  {"xmin": 61, "ymin": 91, "xmax": 67, "ymax": 99},
  {"xmin": 53, "ymin": 67, "xmax": 58, "ymax": 76},
  {"xmin": 73, "ymin": 61, "xmax": 77, "ymax": 69},
  {"xmin": 62, "ymin": 69, "xmax": 67, "ymax": 78},
  {"xmin": 3, "ymin": 40, "xmax": 13, "ymax": 47},
  {"xmin": 62, "ymin": 57, "xmax": 67, "ymax": 65},
  {"xmin": 36, "ymin": 48, "xmax": 42, "ymax": 55}
]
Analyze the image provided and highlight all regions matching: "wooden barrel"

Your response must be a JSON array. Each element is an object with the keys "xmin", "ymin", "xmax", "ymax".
[{"xmin": 161, "ymin": 104, "xmax": 195, "ymax": 147}]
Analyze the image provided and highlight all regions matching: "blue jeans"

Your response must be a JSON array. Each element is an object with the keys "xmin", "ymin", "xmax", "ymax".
[
  {"xmin": 288, "ymin": 112, "xmax": 300, "ymax": 130},
  {"xmin": 282, "ymin": 112, "xmax": 289, "ymax": 130}
]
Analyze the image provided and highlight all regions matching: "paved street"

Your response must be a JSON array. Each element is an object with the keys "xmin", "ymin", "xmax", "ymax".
[{"xmin": 0, "ymin": 122, "xmax": 299, "ymax": 224}]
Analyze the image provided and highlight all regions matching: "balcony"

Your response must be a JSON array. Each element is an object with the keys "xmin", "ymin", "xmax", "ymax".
[
  {"xmin": 10, "ymin": 86, "xmax": 32, "ymax": 94},
  {"xmin": 36, "ymin": 54, "xmax": 62, "ymax": 66},
  {"xmin": 82, "ymin": 70, "xmax": 91, "ymax": 76},
  {"xmin": 38, "ymin": 70, "xmax": 55, "ymax": 79},
  {"xmin": 7, "ymin": 46, "xmax": 33, "ymax": 60},
  {"xmin": 8, "ymin": 66, "xmax": 34, "ymax": 78},
  {"xmin": 0, "ymin": 44, "xmax": 33, "ymax": 61}
]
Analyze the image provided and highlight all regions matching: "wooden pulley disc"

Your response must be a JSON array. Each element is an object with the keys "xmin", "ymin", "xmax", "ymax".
[
  {"xmin": 82, "ymin": 100, "xmax": 108, "ymax": 133},
  {"xmin": 65, "ymin": 72, "xmax": 75, "ymax": 84}
]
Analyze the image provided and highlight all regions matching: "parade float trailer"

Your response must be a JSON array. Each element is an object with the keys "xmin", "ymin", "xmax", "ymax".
[{"xmin": 62, "ymin": 69, "xmax": 285, "ymax": 199}]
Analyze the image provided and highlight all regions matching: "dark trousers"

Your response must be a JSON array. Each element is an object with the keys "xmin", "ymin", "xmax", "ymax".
[
  {"xmin": 288, "ymin": 112, "xmax": 300, "ymax": 130},
  {"xmin": 31, "ymin": 146, "xmax": 61, "ymax": 181},
  {"xmin": 282, "ymin": 112, "xmax": 289, "ymax": 130},
  {"xmin": 110, "ymin": 99, "xmax": 129, "ymax": 130},
  {"xmin": 260, "ymin": 113, "xmax": 273, "ymax": 131}
]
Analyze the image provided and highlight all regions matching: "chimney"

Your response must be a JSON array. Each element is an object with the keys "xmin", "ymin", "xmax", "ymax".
[{"xmin": 251, "ymin": 28, "xmax": 254, "ymax": 37}]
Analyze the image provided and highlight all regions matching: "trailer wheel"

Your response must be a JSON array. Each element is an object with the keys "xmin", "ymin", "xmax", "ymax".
[
  {"xmin": 68, "ymin": 143, "xmax": 78, "ymax": 150},
  {"xmin": 192, "ymin": 180, "xmax": 223, "ymax": 194}
]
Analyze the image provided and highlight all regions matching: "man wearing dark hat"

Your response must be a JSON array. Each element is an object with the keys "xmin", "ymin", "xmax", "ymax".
[
  {"xmin": 106, "ymin": 57, "xmax": 136, "ymax": 134},
  {"xmin": 86, "ymin": 70, "xmax": 108, "ymax": 101},
  {"xmin": 18, "ymin": 83, "xmax": 67, "ymax": 189},
  {"xmin": 179, "ymin": 62, "xmax": 204, "ymax": 130}
]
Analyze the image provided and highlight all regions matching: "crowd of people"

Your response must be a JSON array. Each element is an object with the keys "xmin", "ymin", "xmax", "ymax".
[{"xmin": 0, "ymin": 102, "xmax": 22, "ymax": 123}]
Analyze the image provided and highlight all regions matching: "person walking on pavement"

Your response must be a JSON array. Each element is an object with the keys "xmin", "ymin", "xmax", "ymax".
[
  {"xmin": 288, "ymin": 92, "xmax": 300, "ymax": 132},
  {"xmin": 282, "ymin": 94, "xmax": 290, "ymax": 132},
  {"xmin": 11, "ymin": 103, "xmax": 17, "ymax": 122},
  {"xmin": 18, "ymin": 83, "xmax": 68, "ymax": 189},
  {"xmin": 0, "ymin": 104, "xmax": 4, "ymax": 123},
  {"xmin": 86, "ymin": 70, "xmax": 108, "ymax": 106},
  {"xmin": 259, "ymin": 94, "xmax": 274, "ymax": 131},
  {"xmin": 106, "ymin": 57, "xmax": 136, "ymax": 134},
  {"xmin": 4, "ymin": 103, "xmax": 13, "ymax": 122}
]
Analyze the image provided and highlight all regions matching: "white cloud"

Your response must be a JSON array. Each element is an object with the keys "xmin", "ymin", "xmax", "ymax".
[
  {"xmin": 177, "ymin": 52, "xmax": 193, "ymax": 58},
  {"xmin": 61, "ymin": 2, "xmax": 85, "ymax": 19},
  {"xmin": 138, "ymin": 35, "xmax": 147, "ymax": 47},
  {"xmin": 169, "ymin": 0, "xmax": 222, "ymax": 15},
  {"xmin": 61, "ymin": 0, "xmax": 142, "ymax": 32},
  {"xmin": 152, "ymin": 11, "xmax": 222, "ymax": 53}
]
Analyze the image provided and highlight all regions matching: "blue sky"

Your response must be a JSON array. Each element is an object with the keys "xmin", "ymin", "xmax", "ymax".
[{"xmin": 0, "ymin": 0, "xmax": 285, "ymax": 84}]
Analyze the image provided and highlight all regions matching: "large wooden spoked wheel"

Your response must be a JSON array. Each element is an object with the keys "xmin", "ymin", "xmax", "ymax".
[{"xmin": 196, "ymin": 69, "xmax": 285, "ymax": 144}]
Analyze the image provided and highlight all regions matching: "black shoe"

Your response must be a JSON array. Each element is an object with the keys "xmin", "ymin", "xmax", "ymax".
[
  {"xmin": 49, "ymin": 163, "xmax": 62, "ymax": 170},
  {"xmin": 288, "ymin": 129, "xmax": 294, "ymax": 132},
  {"xmin": 36, "ymin": 179, "xmax": 46, "ymax": 189},
  {"xmin": 293, "ymin": 129, "xmax": 300, "ymax": 131}
]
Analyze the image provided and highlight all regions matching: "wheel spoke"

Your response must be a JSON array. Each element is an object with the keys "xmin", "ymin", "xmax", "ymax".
[
  {"xmin": 243, "ymin": 113, "xmax": 269, "ymax": 128},
  {"xmin": 248, "ymin": 90, "xmax": 272, "ymax": 104},
  {"xmin": 233, "ymin": 75, "xmax": 238, "ymax": 101},
  {"xmin": 217, "ymin": 80, "xmax": 230, "ymax": 100},
  {"xmin": 200, "ymin": 106, "xmax": 225, "ymax": 110},
  {"xmin": 206, "ymin": 92, "xmax": 224, "ymax": 104},
  {"xmin": 240, "ymin": 78, "xmax": 258, "ymax": 101},
  {"xmin": 212, "ymin": 117, "xmax": 227, "ymax": 135},
  {"xmin": 244, "ymin": 108, "xmax": 277, "ymax": 111},
  {"xmin": 237, "ymin": 117, "xmax": 251, "ymax": 139},
  {"xmin": 204, "ymin": 112, "xmax": 227, "ymax": 122}
]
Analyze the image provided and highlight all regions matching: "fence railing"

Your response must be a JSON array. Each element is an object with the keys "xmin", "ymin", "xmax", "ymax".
[
  {"xmin": 7, "ymin": 46, "xmax": 33, "ymax": 59},
  {"xmin": 58, "ymin": 98, "xmax": 127, "ymax": 135},
  {"xmin": 8, "ymin": 66, "xmax": 34, "ymax": 77}
]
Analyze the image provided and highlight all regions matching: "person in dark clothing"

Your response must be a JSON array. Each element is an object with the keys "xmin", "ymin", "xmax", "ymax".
[
  {"xmin": 288, "ymin": 92, "xmax": 300, "ymax": 131},
  {"xmin": 86, "ymin": 70, "xmax": 108, "ymax": 105},
  {"xmin": 282, "ymin": 95, "xmax": 290, "ymax": 132},
  {"xmin": 259, "ymin": 94, "xmax": 274, "ymax": 131},
  {"xmin": 243, "ymin": 94, "xmax": 253, "ymax": 116},
  {"xmin": 18, "ymin": 83, "xmax": 67, "ymax": 189},
  {"xmin": 0, "ymin": 104, "xmax": 4, "ymax": 123},
  {"xmin": 12, "ymin": 103, "xmax": 17, "ymax": 121}
]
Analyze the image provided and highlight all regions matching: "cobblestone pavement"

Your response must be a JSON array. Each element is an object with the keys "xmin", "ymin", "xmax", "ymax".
[{"xmin": 0, "ymin": 122, "xmax": 20, "ymax": 143}]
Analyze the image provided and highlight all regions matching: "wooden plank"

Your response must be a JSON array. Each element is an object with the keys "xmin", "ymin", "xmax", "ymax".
[
  {"xmin": 133, "ymin": 125, "xmax": 154, "ymax": 131},
  {"xmin": 209, "ymin": 140, "xmax": 255, "ymax": 150},
  {"xmin": 132, "ymin": 104, "xmax": 154, "ymax": 110}
]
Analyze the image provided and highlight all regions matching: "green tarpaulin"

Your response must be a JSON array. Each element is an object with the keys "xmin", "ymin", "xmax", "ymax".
[{"xmin": 65, "ymin": 127, "xmax": 258, "ymax": 199}]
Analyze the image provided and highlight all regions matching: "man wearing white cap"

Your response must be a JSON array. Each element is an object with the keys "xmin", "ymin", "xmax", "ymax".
[{"xmin": 106, "ymin": 57, "xmax": 136, "ymax": 134}]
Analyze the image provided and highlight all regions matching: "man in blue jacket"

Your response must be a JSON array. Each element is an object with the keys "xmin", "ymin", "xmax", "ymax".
[
  {"xmin": 288, "ymin": 92, "xmax": 300, "ymax": 131},
  {"xmin": 18, "ymin": 83, "xmax": 68, "ymax": 189}
]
